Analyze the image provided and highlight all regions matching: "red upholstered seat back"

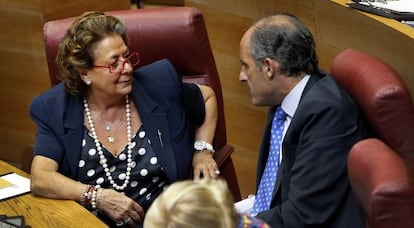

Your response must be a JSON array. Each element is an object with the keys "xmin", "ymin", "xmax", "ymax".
[
  {"xmin": 44, "ymin": 7, "xmax": 227, "ymax": 147},
  {"xmin": 331, "ymin": 49, "xmax": 414, "ymax": 168},
  {"xmin": 43, "ymin": 7, "xmax": 241, "ymax": 200},
  {"xmin": 331, "ymin": 49, "xmax": 414, "ymax": 228}
]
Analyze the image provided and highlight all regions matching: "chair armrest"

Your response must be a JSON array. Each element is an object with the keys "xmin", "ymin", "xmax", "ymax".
[
  {"xmin": 213, "ymin": 144, "xmax": 242, "ymax": 201},
  {"xmin": 213, "ymin": 143, "xmax": 233, "ymax": 166},
  {"xmin": 348, "ymin": 138, "xmax": 414, "ymax": 228}
]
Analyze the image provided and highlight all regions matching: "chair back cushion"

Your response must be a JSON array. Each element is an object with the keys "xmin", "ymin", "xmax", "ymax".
[
  {"xmin": 348, "ymin": 138, "xmax": 414, "ymax": 228},
  {"xmin": 43, "ymin": 7, "xmax": 227, "ymax": 148},
  {"xmin": 330, "ymin": 49, "xmax": 414, "ymax": 169}
]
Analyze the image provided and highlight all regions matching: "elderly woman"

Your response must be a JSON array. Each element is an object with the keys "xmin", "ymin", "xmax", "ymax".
[{"xmin": 29, "ymin": 11, "xmax": 218, "ymax": 227}]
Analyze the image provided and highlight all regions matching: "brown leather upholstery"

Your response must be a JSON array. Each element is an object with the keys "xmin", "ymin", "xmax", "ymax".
[
  {"xmin": 331, "ymin": 49, "xmax": 414, "ymax": 228},
  {"xmin": 43, "ymin": 7, "xmax": 241, "ymax": 200}
]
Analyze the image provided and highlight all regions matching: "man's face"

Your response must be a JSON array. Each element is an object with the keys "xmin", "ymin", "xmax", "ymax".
[{"xmin": 239, "ymin": 30, "xmax": 287, "ymax": 106}]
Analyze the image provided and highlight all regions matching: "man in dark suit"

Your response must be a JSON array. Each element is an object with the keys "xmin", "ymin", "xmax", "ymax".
[{"xmin": 239, "ymin": 13, "xmax": 368, "ymax": 227}]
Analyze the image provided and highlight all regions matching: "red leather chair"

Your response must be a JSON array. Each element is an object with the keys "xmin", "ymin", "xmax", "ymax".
[
  {"xmin": 331, "ymin": 49, "xmax": 414, "ymax": 228},
  {"xmin": 42, "ymin": 7, "xmax": 241, "ymax": 200}
]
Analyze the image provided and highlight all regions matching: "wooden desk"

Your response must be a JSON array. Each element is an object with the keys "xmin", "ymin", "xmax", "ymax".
[
  {"xmin": 0, "ymin": 160, "xmax": 107, "ymax": 228},
  {"xmin": 315, "ymin": 0, "xmax": 414, "ymax": 93}
]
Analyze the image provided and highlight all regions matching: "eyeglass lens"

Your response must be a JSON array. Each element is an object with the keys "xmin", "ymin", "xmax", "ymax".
[{"xmin": 110, "ymin": 53, "xmax": 140, "ymax": 73}]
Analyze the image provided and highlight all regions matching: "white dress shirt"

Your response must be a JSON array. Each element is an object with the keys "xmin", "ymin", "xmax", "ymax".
[{"xmin": 279, "ymin": 75, "xmax": 310, "ymax": 163}]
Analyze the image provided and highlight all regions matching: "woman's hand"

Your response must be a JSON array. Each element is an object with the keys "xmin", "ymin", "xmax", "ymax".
[
  {"xmin": 193, "ymin": 85, "xmax": 219, "ymax": 180},
  {"xmin": 192, "ymin": 150, "xmax": 219, "ymax": 180},
  {"xmin": 98, "ymin": 188, "xmax": 144, "ymax": 227}
]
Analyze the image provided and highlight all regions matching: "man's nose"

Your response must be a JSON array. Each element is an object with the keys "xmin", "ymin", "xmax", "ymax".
[{"xmin": 239, "ymin": 71, "xmax": 247, "ymax": 81}]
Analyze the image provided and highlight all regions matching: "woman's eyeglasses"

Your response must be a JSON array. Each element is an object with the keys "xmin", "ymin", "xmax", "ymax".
[{"xmin": 93, "ymin": 52, "xmax": 140, "ymax": 75}]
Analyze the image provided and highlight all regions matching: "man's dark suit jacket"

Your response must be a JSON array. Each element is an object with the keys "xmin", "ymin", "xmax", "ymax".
[
  {"xmin": 256, "ymin": 70, "xmax": 368, "ymax": 228},
  {"xmin": 29, "ymin": 59, "xmax": 205, "ymax": 184}
]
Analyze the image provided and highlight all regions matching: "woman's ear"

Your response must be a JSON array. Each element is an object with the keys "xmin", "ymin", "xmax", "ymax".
[{"xmin": 80, "ymin": 71, "xmax": 92, "ymax": 85}]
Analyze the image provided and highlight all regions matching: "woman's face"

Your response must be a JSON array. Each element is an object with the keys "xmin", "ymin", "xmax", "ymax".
[{"xmin": 83, "ymin": 34, "xmax": 133, "ymax": 98}]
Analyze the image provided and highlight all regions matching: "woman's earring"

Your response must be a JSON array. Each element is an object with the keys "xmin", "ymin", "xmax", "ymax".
[{"xmin": 82, "ymin": 74, "xmax": 91, "ymax": 85}]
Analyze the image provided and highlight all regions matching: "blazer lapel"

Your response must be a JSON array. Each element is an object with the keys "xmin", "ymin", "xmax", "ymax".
[
  {"xmin": 131, "ymin": 80, "xmax": 178, "ymax": 183},
  {"xmin": 271, "ymin": 72, "xmax": 322, "ymax": 201},
  {"xmin": 62, "ymin": 95, "xmax": 84, "ymax": 178},
  {"xmin": 59, "ymin": 77, "xmax": 180, "ymax": 181}
]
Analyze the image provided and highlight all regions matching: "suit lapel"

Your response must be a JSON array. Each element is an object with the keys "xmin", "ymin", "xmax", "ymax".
[
  {"xmin": 131, "ymin": 80, "xmax": 178, "ymax": 182},
  {"xmin": 271, "ymin": 72, "xmax": 322, "ymax": 201},
  {"xmin": 62, "ymin": 95, "xmax": 84, "ymax": 178}
]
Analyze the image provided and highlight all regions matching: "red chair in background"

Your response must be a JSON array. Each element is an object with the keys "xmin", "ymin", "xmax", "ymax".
[
  {"xmin": 41, "ymin": 7, "xmax": 241, "ymax": 200},
  {"xmin": 331, "ymin": 49, "xmax": 414, "ymax": 228}
]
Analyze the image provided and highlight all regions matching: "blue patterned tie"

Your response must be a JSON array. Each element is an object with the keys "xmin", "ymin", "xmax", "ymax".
[{"xmin": 251, "ymin": 107, "xmax": 286, "ymax": 216}]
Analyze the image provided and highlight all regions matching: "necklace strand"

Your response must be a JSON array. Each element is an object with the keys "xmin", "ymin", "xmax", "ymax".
[
  {"xmin": 102, "ymin": 110, "xmax": 124, "ymax": 142},
  {"xmin": 83, "ymin": 95, "xmax": 132, "ymax": 191}
]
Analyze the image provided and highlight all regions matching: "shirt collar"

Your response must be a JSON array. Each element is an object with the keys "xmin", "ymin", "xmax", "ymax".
[{"xmin": 281, "ymin": 75, "xmax": 310, "ymax": 118}]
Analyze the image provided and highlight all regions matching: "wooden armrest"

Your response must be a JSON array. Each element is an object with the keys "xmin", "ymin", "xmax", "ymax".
[{"xmin": 213, "ymin": 143, "xmax": 234, "ymax": 166}]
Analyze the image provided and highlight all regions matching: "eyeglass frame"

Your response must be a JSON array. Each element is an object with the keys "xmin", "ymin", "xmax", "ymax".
[{"xmin": 93, "ymin": 52, "xmax": 140, "ymax": 75}]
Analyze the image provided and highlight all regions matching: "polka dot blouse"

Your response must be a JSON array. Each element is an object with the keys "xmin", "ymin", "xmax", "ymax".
[{"xmin": 77, "ymin": 125, "xmax": 169, "ymax": 211}]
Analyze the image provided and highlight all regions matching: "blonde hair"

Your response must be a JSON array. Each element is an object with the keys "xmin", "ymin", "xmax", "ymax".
[{"xmin": 144, "ymin": 178, "xmax": 238, "ymax": 228}]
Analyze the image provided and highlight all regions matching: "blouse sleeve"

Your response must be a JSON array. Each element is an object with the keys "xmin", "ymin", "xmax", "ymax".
[{"xmin": 181, "ymin": 82, "xmax": 206, "ymax": 127}]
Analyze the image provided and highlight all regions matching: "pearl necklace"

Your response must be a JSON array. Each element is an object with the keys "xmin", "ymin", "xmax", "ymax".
[{"xmin": 83, "ymin": 95, "xmax": 133, "ymax": 191}]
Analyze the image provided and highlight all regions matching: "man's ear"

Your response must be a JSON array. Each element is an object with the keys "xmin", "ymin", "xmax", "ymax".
[{"xmin": 263, "ymin": 57, "xmax": 279, "ymax": 79}]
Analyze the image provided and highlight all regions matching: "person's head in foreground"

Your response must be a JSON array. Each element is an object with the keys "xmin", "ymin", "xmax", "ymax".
[
  {"xmin": 144, "ymin": 178, "xmax": 238, "ymax": 228},
  {"xmin": 144, "ymin": 178, "xmax": 270, "ymax": 228}
]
